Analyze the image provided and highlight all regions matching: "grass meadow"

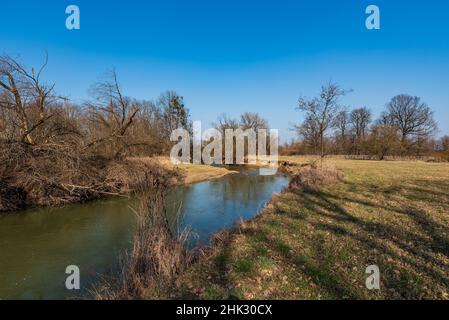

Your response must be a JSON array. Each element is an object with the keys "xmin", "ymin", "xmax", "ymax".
[{"xmin": 178, "ymin": 158, "xmax": 449, "ymax": 299}]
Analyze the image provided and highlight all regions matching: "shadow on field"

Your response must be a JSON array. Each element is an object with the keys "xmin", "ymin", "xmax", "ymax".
[
  {"xmin": 183, "ymin": 178, "xmax": 449, "ymax": 299},
  {"xmin": 287, "ymin": 181, "xmax": 449, "ymax": 298}
]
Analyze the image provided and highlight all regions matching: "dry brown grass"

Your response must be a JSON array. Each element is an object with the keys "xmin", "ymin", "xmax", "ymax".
[
  {"xmin": 287, "ymin": 163, "xmax": 344, "ymax": 192},
  {"xmin": 93, "ymin": 184, "xmax": 194, "ymax": 300},
  {"xmin": 135, "ymin": 156, "xmax": 238, "ymax": 185}
]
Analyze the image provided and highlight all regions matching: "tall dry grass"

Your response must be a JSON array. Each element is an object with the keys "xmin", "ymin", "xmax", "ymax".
[
  {"xmin": 288, "ymin": 162, "xmax": 344, "ymax": 192},
  {"xmin": 93, "ymin": 181, "xmax": 194, "ymax": 300}
]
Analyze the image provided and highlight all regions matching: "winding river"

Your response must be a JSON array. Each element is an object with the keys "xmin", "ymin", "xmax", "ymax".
[{"xmin": 0, "ymin": 169, "xmax": 288, "ymax": 300}]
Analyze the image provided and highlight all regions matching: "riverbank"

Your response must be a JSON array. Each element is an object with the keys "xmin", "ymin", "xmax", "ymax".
[
  {"xmin": 0, "ymin": 155, "xmax": 238, "ymax": 213},
  {"xmin": 142, "ymin": 157, "xmax": 239, "ymax": 185},
  {"xmin": 0, "ymin": 162, "xmax": 287, "ymax": 299},
  {"xmin": 177, "ymin": 158, "xmax": 449, "ymax": 299}
]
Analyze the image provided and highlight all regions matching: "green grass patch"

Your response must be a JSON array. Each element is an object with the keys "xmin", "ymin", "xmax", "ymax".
[{"xmin": 234, "ymin": 259, "xmax": 254, "ymax": 273}]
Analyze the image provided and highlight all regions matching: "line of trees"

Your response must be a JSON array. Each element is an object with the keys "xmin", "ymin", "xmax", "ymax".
[
  {"xmin": 212, "ymin": 112, "xmax": 270, "ymax": 162},
  {"xmin": 0, "ymin": 54, "xmax": 191, "ymax": 211},
  {"xmin": 0, "ymin": 55, "xmax": 191, "ymax": 157},
  {"xmin": 283, "ymin": 82, "xmax": 447, "ymax": 161}
]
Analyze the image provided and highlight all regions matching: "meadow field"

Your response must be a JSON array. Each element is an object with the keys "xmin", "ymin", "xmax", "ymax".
[{"xmin": 180, "ymin": 158, "xmax": 449, "ymax": 299}]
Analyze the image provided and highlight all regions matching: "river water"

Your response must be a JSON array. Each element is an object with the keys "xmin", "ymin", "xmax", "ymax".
[{"xmin": 0, "ymin": 169, "xmax": 288, "ymax": 299}]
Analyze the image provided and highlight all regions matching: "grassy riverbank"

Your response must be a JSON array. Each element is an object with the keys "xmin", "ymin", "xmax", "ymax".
[
  {"xmin": 178, "ymin": 158, "xmax": 449, "ymax": 299},
  {"xmin": 149, "ymin": 157, "xmax": 238, "ymax": 184}
]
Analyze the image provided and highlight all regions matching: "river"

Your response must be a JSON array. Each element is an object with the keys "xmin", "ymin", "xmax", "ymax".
[{"xmin": 0, "ymin": 168, "xmax": 288, "ymax": 299}]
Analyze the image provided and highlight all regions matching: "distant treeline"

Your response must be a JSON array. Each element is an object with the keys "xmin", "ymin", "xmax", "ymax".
[{"xmin": 280, "ymin": 82, "xmax": 449, "ymax": 161}]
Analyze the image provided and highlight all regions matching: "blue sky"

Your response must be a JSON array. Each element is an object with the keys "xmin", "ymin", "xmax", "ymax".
[{"xmin": 1, "ymin": 0, "xmax": 448, "ymax": 141}]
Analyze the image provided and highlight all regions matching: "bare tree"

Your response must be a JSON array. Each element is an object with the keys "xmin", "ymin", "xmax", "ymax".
[
  {"xmin": 386, "ymin": 94, "xmax": 437, "ymax": 150},
  {"xmin": 376, "ymin": 111, "xmax": 395, "ymax": 126},
  {"xmin": 295, "ymin": 114, "xmax": 321, "ymax": 155},
  {"xmin": 158, "ymin": 91, "xmax": 191, "ymax": 138},
  {"xmin": 296, "ymin": 82, "xmax": 348, "ymax": 166},
  {"xmin": 334, "ymin": 110, "xmax": 349, "ymax": 154},
  {"xmin": 240, "ymin": 112, "xmax": 268, "ymax": 131},
  {"xmin": 240, "ymin": 112, "xmax": 269, "ymax": 156},
  {"xmin": 213, "ymin": 113, "xmax": 239, "ymax": 134},
  {"xmin": 349, "ymin": 107, "xmax": 372, "ymax": 154},
  {"xmin": 439, "ymin": 135, "xmax": 449, "ymax": 152},
  {"xmin": 368, "ymin": 124, "xmax": 401, "ymax": 160},
  {"xmin": 0, "ymin": 54, "xmax": 63, "ymax": 145},
  {"xmin": 85, "ymin": 70, "xmax": 140, "ymax": 156}
]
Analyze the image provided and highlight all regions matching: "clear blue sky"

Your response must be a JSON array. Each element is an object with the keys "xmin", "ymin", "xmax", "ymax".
[{"xmin": 1, "ymin": 0, "xmax": 448, "ymax": 141}]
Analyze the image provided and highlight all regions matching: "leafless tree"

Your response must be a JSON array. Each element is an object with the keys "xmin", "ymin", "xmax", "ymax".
[
  {"xmin": 213, "ymin": 113, "xmax": 239, "ymax": 134},
  {"xmin": 158, "ymin": 91, "xmax": 191, "ymax": 138},
  {"xmin": 0, "ymin": 54, "xmax": 64, "ymax": 145},
  {"xmin": 295, "ymin": 114, "xmax": 321, "ymax": 155},
  {"xmin": 350, "ymin": 107, "xmax": 372, "ymax": 139},
  {"xmin": 386, "ymin": 94, "xmax": 437, "ymax": 148},
  {"xmin": 85, "ymin": 70, "xmax": 140, "ymax": 156},
  {"xmin": 296, "ymin": 82, "xmax": 348, "ymax": 166},
  {"xmin": 240, "ymin": 112, "xmax": 269, "ymax": 155},
  {"xmin": 439, "ymin": 135, "xmax": 449, "ymax": 152},
  {"xmin": 334, "ymin": 110, "xmax": 350, "ymax": 154},
  {"xmin": 349, "ymin": 107, "xmax": 372, "ymax": 154},
  {"xmin": 368, "ymin": 124, "xmax": 401, "ymax": 160},
  {"xmin": 240, "ymin": 112, "xmax": 268, "ymax": 131}
]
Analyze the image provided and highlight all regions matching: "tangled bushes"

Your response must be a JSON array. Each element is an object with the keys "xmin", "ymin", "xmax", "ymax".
[
  {"xmin": 0, "ymin": 141, "xmax": 180, "ymax": 212},
  {"xmin": 288, "ymin": 163, "xmax": 344, "ymax": 192}
]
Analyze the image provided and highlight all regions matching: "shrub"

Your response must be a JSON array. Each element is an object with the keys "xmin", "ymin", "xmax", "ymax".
[
  {"xmin": 0, "ymin": 141, "xmax": 180, "ymax": 212},
  {"xmin": 289, "ymin": 165, "xmax": 344, "ymax": 192},
  {"xmin": 93, "ymin": 187, "xmax": 193, "ymax": 300}
]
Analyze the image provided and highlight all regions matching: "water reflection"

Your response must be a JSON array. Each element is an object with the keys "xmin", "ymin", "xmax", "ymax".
[
  {"xmin": 0, "ymin": 169, "xmax": 288, "ymax": 299},
  {"xmin": 167, "ymin": 173, "xmax": 287, "ymax": 243}
]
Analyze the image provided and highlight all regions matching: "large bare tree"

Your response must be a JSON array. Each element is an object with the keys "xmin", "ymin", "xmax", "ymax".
[
  {"xmin": 158, "ymin": 90, "xmax": 191, "ymax": 138},
  {"xmin": 439, "ymin": 136, "xmax": 449, "ymax": 152},
  {"xmin": 386, "ymin": 94, "xmax": 437, "ymax": 148},
  {"xmin": 296, "ymin": 82, "xmax": 348, "ymax": 166},
  {"xmin": 0, "ymin": 54, "xmax": 62, "ymax": 145},
  {"xmin": 349, "ymin": 107, "xmax": 372, "ymax": 154},
  {"xmin": 85, "ymin": 70, "xmax": 140, "ymax": 156},
  {"xmin": 240, "ymin": 112, "xmax": 268, "ymax": 131},
  {"xmin": 334, "ymin": 110, "xmax": 350, "ymax": 154}
]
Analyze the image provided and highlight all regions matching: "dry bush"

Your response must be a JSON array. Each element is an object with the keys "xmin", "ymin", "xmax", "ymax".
[
  {"xmin": 429, "ymin": 151, "xmax": 449, "ymax": 162},
  {"xmin": 0, "ymin": 181, "xmax": 26, "ymax": 212},
  {"xmin": 0, "ymin": 142, "xmax": 99, "ymax": 209},
  {"xmin": 93, "ymin": 187, "xmax": 194, "ymax": 300},
  {"xmin": 289, "ymin": 164, "xmax": 344, "ymax": 192},
  {"xmin": 104, "ymin": 158, "xmax": 180, "ymax": 194},
  {"xmin": 0, "ymin": 141, "xmax": 180, "ymax": 212}
]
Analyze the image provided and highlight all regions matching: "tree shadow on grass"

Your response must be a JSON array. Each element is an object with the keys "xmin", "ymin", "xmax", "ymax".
[
  {"xmin": 183, "ymin": 178, "xmax": 449, "ymax": 299},
  {"xmin": 292, "ymin": 186, "xmax": 449, "ymax": 298}
]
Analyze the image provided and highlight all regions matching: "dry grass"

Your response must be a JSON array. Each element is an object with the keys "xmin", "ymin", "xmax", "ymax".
[
  {"xmin": 179, "ymin": 157, "xmax": 449, "ymax": 299},
  {"xmin": 133, "ymin": 156, "xmax": 238, "ymax": 185},
  {"xmin": 93, "ymin": 184, "xmax": 194, "ymax": 300},
  {"xmin": 287, "ymin": 163, "xmax": 344, "ymax": 192}
]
